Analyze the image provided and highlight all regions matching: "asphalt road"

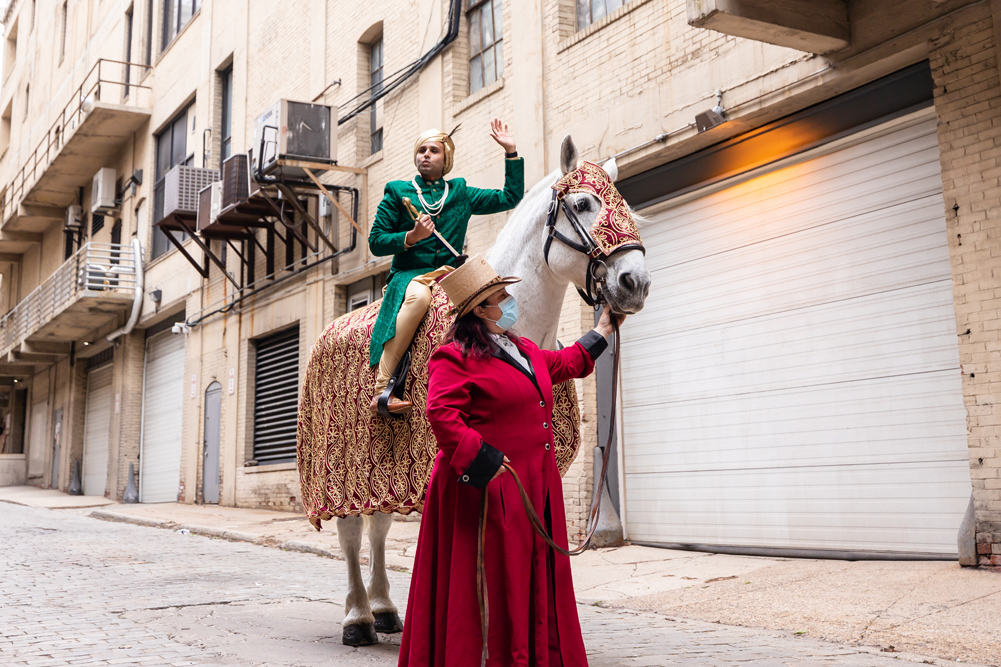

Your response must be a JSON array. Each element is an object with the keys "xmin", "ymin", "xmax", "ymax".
[{"xmin": 0, "ymin": 502, "xmax": 970, "ymax": 666}]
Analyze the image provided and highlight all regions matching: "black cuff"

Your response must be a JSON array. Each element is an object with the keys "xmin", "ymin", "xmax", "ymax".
[
  {"xmin": 505, "ymin": 151, "xmax": 519, "ymax": 159},
  {"xmin": 578, "ymin": 330, "xmax": 608, "ymax": 360},
  {"xmin": 459, "ymin": 441, "xmax": 504, "ymax": 489}
]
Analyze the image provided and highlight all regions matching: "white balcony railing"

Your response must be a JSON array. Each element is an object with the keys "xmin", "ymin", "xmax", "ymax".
[{"xmin": 0, "ymin": 242, "xmax": 138, "ymax": 354}]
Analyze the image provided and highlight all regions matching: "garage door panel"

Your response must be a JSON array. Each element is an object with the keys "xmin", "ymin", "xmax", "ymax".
[
  {"xmin": 625, "ymin": 461, "xmax": 973, "ymax": 553},
  {"xmin": 623, "ymin": 284, "xmax": 960, "ymax": 402},
  {"xmin": 621, "ymin": 113, "xmax": 972, "ymax": 555},
  {"xmin": 636, "ymin": 198, "xmax": 951, "ymax": 337},
  {"xmin": 83, "ymin": 367, "xmax": 113, "ymax": 497},
  {"xmin": 623, "ymin": 371, "xmax": 966, "ymax": 473},
  {"xmin": 640, "ymin": 135, "xmax": 944, "ymax": 268},
  {"xmin": 140, "ymin": 333, "xmax": 185, "ymax": 503}
]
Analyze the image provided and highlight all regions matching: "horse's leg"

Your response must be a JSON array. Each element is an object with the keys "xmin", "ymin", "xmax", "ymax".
[
  {"xmin": 337, "ymin": 516, "xmax": 378, "ymax": 646},
  {"xmin": 367, "ymin": 512, "xmax": 403, "ymax": 633}
]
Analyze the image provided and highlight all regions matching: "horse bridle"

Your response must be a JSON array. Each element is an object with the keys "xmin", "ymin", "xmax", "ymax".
[{"xmin": 543, "ymin": 188, "xmax": 645, "ymax": 308}]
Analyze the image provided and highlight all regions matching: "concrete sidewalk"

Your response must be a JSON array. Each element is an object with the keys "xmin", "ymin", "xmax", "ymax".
[{"xmin": 3, "ymin": 485, "xmax": 998, "ymax": 666}]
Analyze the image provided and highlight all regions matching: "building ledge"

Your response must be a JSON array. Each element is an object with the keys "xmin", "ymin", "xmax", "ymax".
[{"xmin": 1, "ymin": 59, "xmax": 152, "ymax": 232}]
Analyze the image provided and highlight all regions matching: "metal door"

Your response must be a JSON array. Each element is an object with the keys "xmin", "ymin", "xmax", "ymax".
[
  {"xmin": 50, "ymin": 409, "xmax": 62, "ymax": 489},
  {"xmin": 202, "ymin": 382, "xmax": 221, "ymax": 504}
]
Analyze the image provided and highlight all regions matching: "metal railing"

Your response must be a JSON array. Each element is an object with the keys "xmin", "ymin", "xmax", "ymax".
[
  {"xmin": 0, "ymin": 58, "xmax": 152, "ymax": 223},
  {"xmin": 0, "ymin": 242, "xmax": 138, "ymax": 354}
]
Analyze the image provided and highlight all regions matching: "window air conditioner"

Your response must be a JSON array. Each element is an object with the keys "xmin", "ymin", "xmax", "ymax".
[
  {"xmin": 64, "ymin": 205, "xmax": 83, "ymax": 231},
  {"xmin": 162, "ymin": 165, "xmax": 220, "ymax": 219},
  {"xmin": 91, "ymin": 168, "xmax": 119, "ymax": 216},
  {"xmin": 196, "ymin": 182, "xmax": 223, "ymax": 232},
  {"xmin": 252, "ymin": 100, "xmax": 337, "ymax": 178},
  {"xmin": 222, "ymin": 153, "xmax": 252, "ymax": 209}
]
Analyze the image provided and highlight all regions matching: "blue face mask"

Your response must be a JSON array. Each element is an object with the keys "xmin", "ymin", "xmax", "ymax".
[{"xmin": 487, "ymin": 296, "xmax": 519, "ymax": 331}]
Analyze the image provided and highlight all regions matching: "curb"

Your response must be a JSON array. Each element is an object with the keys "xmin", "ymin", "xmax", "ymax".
[{"xmin": 88, "ymin": 509, "xmax": 346, "ymax": 560}]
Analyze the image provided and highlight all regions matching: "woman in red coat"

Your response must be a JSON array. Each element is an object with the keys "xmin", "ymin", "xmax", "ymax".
[{"xmin": 398, "ymin": 255, "xmax": 622, "ymax": 667}]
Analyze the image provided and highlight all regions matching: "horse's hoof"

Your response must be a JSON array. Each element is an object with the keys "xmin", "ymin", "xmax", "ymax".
[
  {"xmin": 342, "ymin": 623, "xmax": 378, "ymax": 646},
  {"xmin": 374, "ymin": 611, "xmax": 403, "ymax": 634}
]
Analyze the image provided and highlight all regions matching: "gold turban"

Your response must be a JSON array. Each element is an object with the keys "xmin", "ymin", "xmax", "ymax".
[{"xmin": 413, "ymin": 129, "xmax": 455, "ymax": 176}]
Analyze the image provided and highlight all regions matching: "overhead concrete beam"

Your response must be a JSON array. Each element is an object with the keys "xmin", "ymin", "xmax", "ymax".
[
  {"xmin": 20, "ymin": 341, "xmax": 72, "ymax": 355},
  {"xmin": 0, "ymin": 231, "xmax": 43, "ymax": 243},
  {"xmin": 0, "ymin": 363, "xmax": 36, "ymax": 376},
  {"xmin": 687, "ymin": 0, "xmax": 850, "ymax": 53},
  {"xmin": 9, "ymin": 351, "xmax": 61, "ymax": 363},
  {"xmin": 18, "ymin": 204, "xmax": 64, "ymax": 220},
  {"xmin": 0, "ymin": 253, "xmax": 23, "ymax": 262}
]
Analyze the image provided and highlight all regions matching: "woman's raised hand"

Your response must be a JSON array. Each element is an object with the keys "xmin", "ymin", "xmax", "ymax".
[
  {"xmin": 596, "ymin": 305, "xmax": 626, "ymax": 338},
  {"xmin": 489, "ymin": 119, "xmax": 517, "ymax": 154}
]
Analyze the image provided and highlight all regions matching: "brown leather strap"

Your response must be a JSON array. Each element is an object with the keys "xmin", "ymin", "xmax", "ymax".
[{"xmin": 477, "ymin": 488, "xmax": 489, "ymax": 667}]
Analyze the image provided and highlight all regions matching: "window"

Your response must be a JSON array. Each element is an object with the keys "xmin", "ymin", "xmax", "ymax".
[
  {"xmin": 219, "ymin": 66, "xmax": 233, "ymax": 166},
  {"xmin": 369, "ymin": 39, "xmax": 383, "ymax": 155},
  {"xmin": 152, "ymin": 104, "xmax": 193, "ymax": 259},
  {"xmin": 144, "ymin": 0, "xmax": 154, "ymax": 66},
  {"xmin": 252, "ymin": 326, "xmax": 300, "ymax": 464},
  {"xmin": 576, "ymin": 0, "xmax": 634, "ymax": 30},
  {"xmin": 469, "ymin": 0, "xmax": 503, "ymax": 95},
  {"xmin": 59, "ymin": 2, "xmax": 67, "ymax": 63},
  {"xmin": 91, "ymin": 213, "xmax": 105, "ymax": 236},
  {"xmin": 161, "ymin": 0, "xmax": 201, "ymax": 52},
  {"xmin": 23, "ymin": 84, "xmax": 29, "ymax": 121},
  {"xmin": 124, "ymin": 6, "xmax": 134, "ymax": 97}
]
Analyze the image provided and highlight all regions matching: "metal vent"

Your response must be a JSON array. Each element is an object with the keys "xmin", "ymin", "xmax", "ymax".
[
  {"xmin": 91, "ymin": 213, "xmax": 105, "ymax": 235},
  {"xmin": 163, "ymin": 166, "xmax": 219, "ymax": 217},
  {"xmin": 222, "ymin": 154, "xmax": 249, "ymax": 209},
  {"xmin": 252, "ymin": 326, "xmax": 300, "ymax": 464}
]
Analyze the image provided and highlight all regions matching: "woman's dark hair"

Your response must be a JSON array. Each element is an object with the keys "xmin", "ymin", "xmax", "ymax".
[{"xmin": 445, "ymin": 311, "xmax": 495, "ymax": 361}]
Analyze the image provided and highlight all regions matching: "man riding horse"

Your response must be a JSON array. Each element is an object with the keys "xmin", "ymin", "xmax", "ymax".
[{"xmin": 368, "ymin": 119, "xmax": 523, "ymax": 415}]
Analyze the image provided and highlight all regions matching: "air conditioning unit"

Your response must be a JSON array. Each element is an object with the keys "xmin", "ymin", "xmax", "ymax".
[
  {"xmin": 252, "ymin": 100, "xmax": 337, "ymax": 178},
  {"xmin": 64, "ymin": 205, "xmax": 83, "ymax": 230},
  {"xmin": 91, "ymin": 168, "xmax": 119, "ymax": 216},
  {"xmin": 162, "ymin": 165, "xmax": 219, "ymax": 219},
  {"xmin": 222, "ymin": 154, "xmax": 251, "ymax": 209},
  {"xmin": 196, "ymin": 182, "xmax": 223, "ymax": 232}
]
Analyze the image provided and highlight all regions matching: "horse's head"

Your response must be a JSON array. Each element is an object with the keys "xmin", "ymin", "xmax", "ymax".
[{"xmin": 543, "ymin": 135, "xmax": 651, "ymax": 314}]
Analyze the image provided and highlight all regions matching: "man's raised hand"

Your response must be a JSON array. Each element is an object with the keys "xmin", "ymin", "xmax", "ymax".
[{"xmin": 489, "ymin": 118, "xmax": 517, "ymax": 154}]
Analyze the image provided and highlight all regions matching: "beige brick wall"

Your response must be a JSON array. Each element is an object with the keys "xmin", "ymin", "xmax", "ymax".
[{"xmin": 929, "ymin": 6, "xmax": 1001, "ymax": 564}]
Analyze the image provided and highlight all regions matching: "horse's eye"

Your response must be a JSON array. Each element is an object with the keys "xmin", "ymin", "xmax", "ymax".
[{"xmin": 574, "ymin": 198, "xmax": 591, "ymax": 213}]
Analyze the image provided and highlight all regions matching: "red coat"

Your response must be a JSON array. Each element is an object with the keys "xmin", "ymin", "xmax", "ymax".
[{"xmin": 398, "ymin": 334, "xmax": 600, "ymax": 667}]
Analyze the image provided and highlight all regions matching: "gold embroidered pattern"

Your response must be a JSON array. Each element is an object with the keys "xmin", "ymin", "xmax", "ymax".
[
  {"xmin": 551, "ymin": 161, "xmax": 643, "ymax": 258},
  {"xmin": 297, "ymin": 283, "xmax": 582, "ymax": 530}
]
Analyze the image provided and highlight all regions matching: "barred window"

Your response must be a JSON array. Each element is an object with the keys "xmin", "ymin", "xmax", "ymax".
[
  {"xmin": 469, "ymin": 0, "xmax": 503, "ymax": 95},
  {"xmin": 577, "ymin": 0, "xmax": 634, "ymax": 30},
  {"xmin": 369, "ymin": 39, "xmax": 383, "ymax": 155}
]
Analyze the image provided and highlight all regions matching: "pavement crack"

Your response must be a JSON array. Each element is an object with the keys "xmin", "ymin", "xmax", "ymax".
[{"xmin": 857, "ymin": 573, "xmax": 934, "ymax": 643}]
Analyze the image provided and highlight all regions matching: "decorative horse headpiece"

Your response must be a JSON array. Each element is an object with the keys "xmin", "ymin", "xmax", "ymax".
[{"xmin": 545, "ymin": 160, "xmax": 645, "ymax": 306}]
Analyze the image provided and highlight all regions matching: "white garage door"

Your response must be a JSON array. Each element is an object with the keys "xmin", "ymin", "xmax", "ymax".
[
  {"xmin": 140, "ymin": 331, "xmax": 185, "ymax": 503},
  {"xmin": 621, "ymin": 111, "xmax": 972, "ymax": 556},
  {"xmin": 83, "ymin": 367, "xmax": 113, "ymax": 497}
]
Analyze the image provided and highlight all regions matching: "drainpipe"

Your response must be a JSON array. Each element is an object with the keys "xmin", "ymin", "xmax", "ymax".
[{"xmin": 106, "ymin": 238, "xmax": 144, "ymax": 343}]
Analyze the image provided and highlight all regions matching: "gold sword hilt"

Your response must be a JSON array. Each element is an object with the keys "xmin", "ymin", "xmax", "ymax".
[{"xmin": 401, "ymin": 197, "xmax": 460, "ymax": 258}]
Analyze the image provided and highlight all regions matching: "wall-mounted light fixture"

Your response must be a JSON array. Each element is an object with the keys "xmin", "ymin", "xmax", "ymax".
[{"xmin": 696, "ymin": 90, "xmax": 726, "ymax": 132}]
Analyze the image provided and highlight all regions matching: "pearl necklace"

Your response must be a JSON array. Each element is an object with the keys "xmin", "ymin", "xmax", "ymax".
[{"xmin": 411, "ymin": 178, "xmax": 449, "ymax": 217}]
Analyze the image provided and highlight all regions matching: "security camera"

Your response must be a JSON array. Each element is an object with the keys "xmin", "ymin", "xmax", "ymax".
[{"xmin": 170, "ymin": 323, "xmax": 191, "ymax": 335}]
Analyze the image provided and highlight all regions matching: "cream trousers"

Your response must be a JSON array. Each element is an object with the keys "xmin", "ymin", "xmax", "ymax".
[{"xmin": 374, "ymin": 268, "xmax": 451, "ymax": 396}]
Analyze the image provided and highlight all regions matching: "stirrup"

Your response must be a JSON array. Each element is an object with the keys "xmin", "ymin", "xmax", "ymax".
[{"xmin": 377, "ymin": 349, "xmax": 413, "ymax": 419}]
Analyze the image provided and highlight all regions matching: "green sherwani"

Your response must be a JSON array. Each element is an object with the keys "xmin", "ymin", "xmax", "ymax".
[{"xmin": 368, "ymin": 157, "xmax": 524, "ymax": 366}]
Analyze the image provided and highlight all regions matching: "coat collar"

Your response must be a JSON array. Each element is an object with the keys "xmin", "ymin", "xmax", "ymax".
[{"xmin": 490, "ymin": 338, "xmax": 543, "ymax": 399}]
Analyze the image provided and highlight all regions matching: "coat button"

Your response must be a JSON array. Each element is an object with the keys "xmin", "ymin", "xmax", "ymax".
[
  {"xmin": 545, "ymin": 444, "xmax": 551, "ymax": 450},
  {"xmin": 543, "ymin": 422, "xmax": 549, "ymax": 429},
  {"xmin": 539, "ymin": 400, "xmax": 545, "ymax": 407},
  {"xmin": 461, "ymin": 474, "xmax": 469, "ymax": 482}
]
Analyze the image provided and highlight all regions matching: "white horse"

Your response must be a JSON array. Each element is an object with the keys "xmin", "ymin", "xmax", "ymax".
[{"xmin": 328, "ymin": 136, "xmax": 651, "ymax": 645}]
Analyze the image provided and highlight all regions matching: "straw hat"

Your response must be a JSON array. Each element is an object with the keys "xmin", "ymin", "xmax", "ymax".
[{"xmin": 439, "ymin": 255, "xmax": 520, "ymax": 318}]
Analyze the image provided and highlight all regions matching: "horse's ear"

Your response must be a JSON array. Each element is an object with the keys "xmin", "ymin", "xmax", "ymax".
[
  {"xmin": 602, "ymin": 157, "xmax": 619, "ymax": 182},
  {"xmin": 560, "ymin": 135, "xmax": 578, "ymax": 175}
]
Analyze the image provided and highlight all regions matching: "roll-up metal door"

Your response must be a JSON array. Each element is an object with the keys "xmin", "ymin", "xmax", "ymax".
[
  {"xmin": 620, "ymin": 111, "xmax": 972, "ymax": 556},
  {"xmin": 140, "ymin": 332, "xmax": 185, "ymax": 502},
  {"xmin": 83, "ymin": 366, "xmax": 113, "ymax": 496},
  {"xmin": 253, "ymin": 326, "xmax": 300, "ymax": 464}
]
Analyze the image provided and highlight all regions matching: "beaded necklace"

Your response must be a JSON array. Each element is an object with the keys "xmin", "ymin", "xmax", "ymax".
[{"xmin": 411, "ymin": 178, "xmax": 449, "ymax": 217}]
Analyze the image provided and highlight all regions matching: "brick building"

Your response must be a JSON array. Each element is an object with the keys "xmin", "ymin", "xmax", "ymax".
[{"xmin": 0, "ymin": 0, "xmax": 997, "ymax": 564}]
